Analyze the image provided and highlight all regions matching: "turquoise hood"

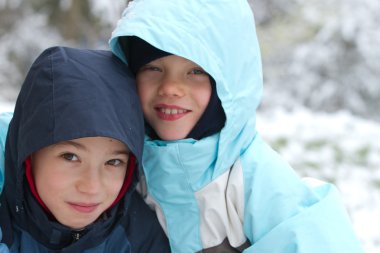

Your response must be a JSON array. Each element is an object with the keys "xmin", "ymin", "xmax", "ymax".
[{"xmin": 110, "ymin": 0, "xmax": 262, "ymax": 179}]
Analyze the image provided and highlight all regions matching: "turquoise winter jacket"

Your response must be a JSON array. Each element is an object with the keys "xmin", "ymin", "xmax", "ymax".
[
  {"xmin": 109, "ymin": 0, "xmax": 365, "ymax": 252},
  {"xmin": 0, "ymin": 113, "xmax": 12, "ymax": 194}
]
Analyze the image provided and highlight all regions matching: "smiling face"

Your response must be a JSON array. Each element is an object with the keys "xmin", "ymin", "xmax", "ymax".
[
  {"xmin": 31, "ymin": 137, "xmax": 129, "ymax": 229},
  {"xmin": 136, "ymin": 55, "xmax": 212, "ymax": 140}
]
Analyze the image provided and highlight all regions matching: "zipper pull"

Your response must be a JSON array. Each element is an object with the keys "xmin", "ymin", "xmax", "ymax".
[{"xmin": 72, "ymin": 232, "xmax": 81, "ymax": 241}]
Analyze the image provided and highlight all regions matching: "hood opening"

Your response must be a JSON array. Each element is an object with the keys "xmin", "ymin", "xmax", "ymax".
[
  {"xmin": 24, "ymin": 154, "xmax": 137, "ymax": 214},
  {"xmin": 120, "ymin": 36, "xmax": 227, "ymax": 140}
]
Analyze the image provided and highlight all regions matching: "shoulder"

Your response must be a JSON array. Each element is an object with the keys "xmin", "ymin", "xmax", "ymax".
[
  {"xmin": 123, "ymin": 191, "xmax": 165, "ymax": 233},
  {"xmin": 0, "ymin": 112, "xmax": 12, "ymax": 148},
  {"xmin": 0, "ymin": 112, "xmax": 13, "ymax": 194},
  {"xmin": 0, "ymin": 112, "xmax": 12, "ymax": 129},
  {"xmin": 120, "ymin": 191, "xmax": 170, "ymax": 253}
]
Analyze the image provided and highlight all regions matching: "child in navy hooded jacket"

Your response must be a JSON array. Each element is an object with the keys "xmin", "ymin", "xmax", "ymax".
[{"xmin": 0, "ymin": 46, "xmax": 170, "ymax": 253}]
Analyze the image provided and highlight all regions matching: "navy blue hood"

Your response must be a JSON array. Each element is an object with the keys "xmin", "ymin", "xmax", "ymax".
[
  {"xmin": 1, "ymin": 46, "xmax": 145, "ymax": 249},
  {"xmin": 9, "ymin": 46, "xmax": 144, "ymax": 171}
]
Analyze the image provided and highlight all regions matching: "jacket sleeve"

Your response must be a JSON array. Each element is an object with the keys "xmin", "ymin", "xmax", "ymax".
[
  {"xmin": 241, "ymin": 135, "xmax": 364, "ymax": 253},
  {"xmin": 0, "ymin": 112, "xmax": 12, "ymax": 194},
  {"xmin": 0, "ymin": 228, "xmax": 10, "ymax": 253}
]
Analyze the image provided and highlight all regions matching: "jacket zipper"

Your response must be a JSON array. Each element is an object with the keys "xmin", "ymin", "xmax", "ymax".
[{"xmin": 72, "ymin": 231, "xmax": 81, "ymax": 241}]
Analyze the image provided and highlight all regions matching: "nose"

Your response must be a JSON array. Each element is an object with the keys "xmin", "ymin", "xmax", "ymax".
[
  {"xmin": 157, "ymin": 76, "xmax": 185, "ymax": 97},
  {"xmin": 76, "ymin": 166, "xmax": 102, "ymax": 195}
]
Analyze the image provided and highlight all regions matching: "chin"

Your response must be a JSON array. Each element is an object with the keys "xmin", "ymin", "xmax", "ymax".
[{"xmin": 158, "ymin": 131, "xmax": 187, "ymax": 141}]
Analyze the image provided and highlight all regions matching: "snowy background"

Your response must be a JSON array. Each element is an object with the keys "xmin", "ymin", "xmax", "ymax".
[{"xmin": 0, "ymin": 0, "xmax": 379, "ymax": 252}]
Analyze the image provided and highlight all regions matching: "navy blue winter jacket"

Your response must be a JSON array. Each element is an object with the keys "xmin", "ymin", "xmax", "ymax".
[{"xmin": 0, "ymin": 47, "xmax": 170, "ymax": 252}]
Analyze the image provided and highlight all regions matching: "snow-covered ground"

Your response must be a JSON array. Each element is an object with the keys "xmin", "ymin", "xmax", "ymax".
[
  {"xmin": 258, "ymin": 107, "xmax": 380, "ymax": 253},
  {"xmin": 1, "ymin": 100, "xmax": 378, "ymax": 252}
]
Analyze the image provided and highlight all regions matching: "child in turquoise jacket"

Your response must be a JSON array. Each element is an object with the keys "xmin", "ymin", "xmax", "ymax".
[{"xmin": 108, "ymin": 0, "xmax": 364, "ymax": 252}]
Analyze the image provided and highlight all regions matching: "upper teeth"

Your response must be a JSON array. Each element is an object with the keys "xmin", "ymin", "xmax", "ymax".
[{"xmin": 160, "ymin": 108, "xmax": 187, "ymax": 114}]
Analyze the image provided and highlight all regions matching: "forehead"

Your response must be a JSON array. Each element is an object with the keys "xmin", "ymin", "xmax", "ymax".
[
  {"xmin": 151, "ymin": 55, "xmax": 202, "ymax": 67},
  {"xmin": 41, "ymin": 137, "xmax": 129, "ymax": 154}
]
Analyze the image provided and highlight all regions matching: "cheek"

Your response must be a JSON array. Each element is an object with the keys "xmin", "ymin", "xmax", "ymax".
[
  {"xmin": 104, "ymin": 170, "xmax": 126, "ymax": 195},
  {"xmin": 137, "ymin": 84, "xmax": 155, "ymax": 117},
  {"xmin": 137, "ymin": 82, "xmax": 151, "ymax": 104},
  {"xmin": 34, "ymin": 169, "xmax": 66, "ymax": 206},
  {"xmin": 32, "ymin": 150, "xmax": 66, "ymax": 194},
  {"xmin": 195, "ymin": 85, "xmax": 212, "ymax": 109},
  {"xmin": 137, "ymin": 88, "xmax": 147, "ymax": 105}
]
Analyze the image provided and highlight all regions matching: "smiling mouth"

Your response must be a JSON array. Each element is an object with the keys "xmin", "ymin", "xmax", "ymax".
[
  {"xmin": 157, "ymin": 107, "xmax": 189, "ymax": 115},
  {"xmin": 68, "ymin": 202, "xmax": 100, "ymax": 213},
  {"xmin": 155, "ymin": 105, "xmax": 190, "ymax": 121}
]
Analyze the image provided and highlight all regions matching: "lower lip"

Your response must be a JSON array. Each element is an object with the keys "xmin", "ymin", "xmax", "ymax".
[
  {"xmin": 69, "ymin": 203, "xmax": 99, "ymax": 213},
  {"xmin": 156, "ymin": 110, "xmax": 188, "ymax": 121}
]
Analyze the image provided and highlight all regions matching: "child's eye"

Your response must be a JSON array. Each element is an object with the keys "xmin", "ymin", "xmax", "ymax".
[
  {"xmin": 106, "ymin": 159, "xmax": 125, "ymax": 166},
  {"xmin": 61, "ymin": 153, "xmax": 79, "ymax": 161},
  {"xmin": 189, "ymin": 68, "xmax": 206, "ymax": 75},
  {"xmin": 139, "ymin": 65, "xmax": 161, "ymax": 72}
]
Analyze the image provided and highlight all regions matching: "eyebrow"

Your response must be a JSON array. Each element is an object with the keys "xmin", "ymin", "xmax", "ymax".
[
  {"xmin": 55, "ymin": 140, "xmax": 130, "ymax": 155},
  {"xmin": 112, "ymin": 150, "xmax": 130, "ymax": 156},
  {"xmin": 56, "ymin": 140, "xmax": 86, "ymax": 150}
]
